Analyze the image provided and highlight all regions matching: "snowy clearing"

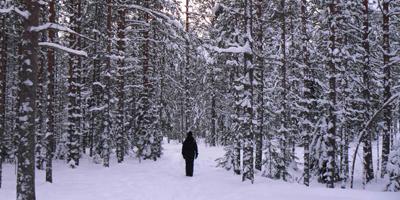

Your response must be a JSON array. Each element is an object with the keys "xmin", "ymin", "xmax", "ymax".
[{"xmin": 1, "ymin": 141, "xmax": 399, "ymax": 200}]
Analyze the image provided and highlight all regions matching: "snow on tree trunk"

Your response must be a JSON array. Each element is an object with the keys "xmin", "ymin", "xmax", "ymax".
[
  {"xmin": 253, "ymin": 0, "xmax": 264, "ymax": 172},
  {"xmin": 66, "ymin": 0, "xmax": 83, "ymax": 168},
  {"xmin": 45, "ymin": 0, "xmax": 56, "ymax": 183},
  {"xmin": 0, "ymin": 11, "xmax": 7, "ymax": 189},
  {"xmin": 325, "ymin": 0, "xmax": 338, "ymax": 188},
  {"xmin": 116, "ymin": 4, "xmax": 127, "ymax": 164},
  {"xmin": 16, "ymin": 1, "xmax": 40, "ymax": 199},
  {"xmin": 241, "ymin": 0, "xmax": 254, "ymax": 184},
  {"xmin": 386, "ymin": 140, "xmax": 400, "ymax": 191},
  {"xmin": 381, "ymin": 0, "xmax": 392, "ymax": 179},
  {"xmin": 300, "ymin": 0, "xmax": 313, "ymax": 187},
  {"xmin": 361, "ymin": 0, "xmax": 374, "ymax": 184}
]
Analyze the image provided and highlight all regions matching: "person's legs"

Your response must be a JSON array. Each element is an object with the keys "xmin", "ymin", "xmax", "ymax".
[
  {"xmin": 188, "ymin": 159, "xmax": 194, "ymax": 176},
  {"xmin": 185, "ymin": 159, "xmax": 194, "ymax": 176},
  {"xmin": 185, "ymin": 159, "xmax": 190, "ymax": 176}
]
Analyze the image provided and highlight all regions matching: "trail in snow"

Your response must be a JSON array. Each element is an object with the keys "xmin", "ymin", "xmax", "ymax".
[{"xmin": 1, "ymin": 140, "xmax": 399, "ymax": 200}]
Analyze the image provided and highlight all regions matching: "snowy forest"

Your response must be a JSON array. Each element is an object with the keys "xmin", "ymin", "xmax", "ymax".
[{"xmin": 0, "ymin": 0, "xmax": 400, "ymax": 200}]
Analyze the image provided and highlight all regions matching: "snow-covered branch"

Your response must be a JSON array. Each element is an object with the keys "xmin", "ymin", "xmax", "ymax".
[
  {"xmin": 0, "ymin": 6, "xmax": 30, "ymax": 19},
  {"xmin": 208, "ymin": 42, "xmax": 252, "ymax": 54},
  {"xmin": 39, "ymin": 42, "xmax": 88, "ymax": 57},
  {"xmin": 112, "ymin": 4, "xmax": 183, "ymax": 30},
  {"xmin": 30, "ymin": 22, "xmax": 74, "ymax": 32},
  {"xmin": 30, "ymin": 23, "xmax": 95, "ymax": 41},
  {"xmin": 350, "ymin": 92, "xmax": 400, "ymax": 188}
]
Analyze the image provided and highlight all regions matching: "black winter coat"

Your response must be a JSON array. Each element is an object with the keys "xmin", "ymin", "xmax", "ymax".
[{"xmin": 182, "ymin": 136, "xmax": 198, "ymax": 160}]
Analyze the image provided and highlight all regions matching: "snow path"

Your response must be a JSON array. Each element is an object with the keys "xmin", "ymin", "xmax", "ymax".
[{"xmin": 1, "ymin": 141, "xmax": 399, "ymax": 200}]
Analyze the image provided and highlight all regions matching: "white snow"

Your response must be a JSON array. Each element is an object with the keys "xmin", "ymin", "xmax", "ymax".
[
  {"xmin": 39, "ymin": 42, "xmax": 88, "ymax": 57},
  {"xmin": 0, "ymin": 6, "xmax": 30, "ymax": 19},
  {"xmin": 30, "ymin": 23, "xmax": 76, "ymax": 33},
  {"xmin": 210, "ymin": 42, "xmax": 252, "ymax": 54},
  {"xmin": 23, "ymin": 79, "xmax": 33, "ymax": 86},
  {"xmin": 0, "ymin": 140, "xmax": 398, "ymax": 200}
]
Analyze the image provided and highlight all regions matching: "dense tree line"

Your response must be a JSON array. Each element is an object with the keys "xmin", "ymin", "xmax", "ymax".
[
  {"xmin": 0, "ymin": 0, "xmax": 194, "ymax": 199},
  {"xmin": 204, "ymin": 0, "xmax": 400, "ymax": 190},
  {"xmin": 0, "ymin": 0, "xmax": 399, "ymax": 199}
]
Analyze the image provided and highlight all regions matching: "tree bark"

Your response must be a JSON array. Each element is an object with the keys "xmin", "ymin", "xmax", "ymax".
[
  {"xmin": 46, "ymin": 0, "xmax": 56, "ymax": 183},
  {"xmin": 362, "ymin": 0, "xmax": 374, "ymax": 184},
  {"xmin": 254, "ymin": 0, "xmax": 263, "ymax": 172},
  {"xmin": 301, "ymin": 0, "xmax": 312, "ymax": 187},
  {"xmin": 116, "ymin": 3, "xmax": 126, "ymax": 163},
  {"xmin": 0, "ymin": 13, "xmax": 7, "ymax": 189},
  {"xmin": 16, "ymin": 1, "xmax": 40, "ymax": 199},
  {"xmin": 67, "ymin": 0, "xmax": 82, "ymax": 168},
  {"xmin": 381, "ymin": 0, "xmax": 391, "ymax": 178},
  {"xmin": 326, "ymin": 0, "xmax": 337, "ymax": 188},
  {"xmin": 242, "ymin": 0, "xmax": 254, "ymax": 184}
]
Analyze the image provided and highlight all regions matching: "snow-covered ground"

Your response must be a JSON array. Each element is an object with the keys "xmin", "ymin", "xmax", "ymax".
[{"xmin": 1, "ymin": 140, "xmax": 399, "ymax": 200}]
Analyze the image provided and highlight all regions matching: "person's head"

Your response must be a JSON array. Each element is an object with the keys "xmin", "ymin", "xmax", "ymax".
[{"xmin": 187, "ymin": 131, "xmax": 193, "ymax": 137}]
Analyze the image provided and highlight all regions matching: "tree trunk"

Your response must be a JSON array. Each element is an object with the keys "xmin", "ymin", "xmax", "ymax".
[
  {"xmin": 211, "ymin": 82, "xmax": 217, "ymax": 146},
  {"xmin": 46, "ymin": 0, "xmax": 56, "ymax": 183},
  {"xmin": 185, "ymin": 0, "xmax": 190, "ymax": 132},
  {"xmin": 242, "ymin": 0, "xmax": 254, "ymax": 184},
  {"xmin": 0, "ymin": 13, "xmax": 7, "ymax": 189},
  {"xmin": 233, "ymin": 63, "xmax": 241, "ymax": 175},
  {"xmin": 301, "ymin": 0, "xmax": 312, "ymax": 187},
  {"xmin": 279, "ymin": 0, "xmax": 290, "ymax": 181},
  {"xmin": 362, "ymin": 0, "xmax": 374, "ymax": 184},
  {"xmin": 102, "ymin": 0, "xmax": 113, "ymax": 167},
  {"xmin": 16, "ymin": 1, "xmax": 40, "ymax": 199},
  {"xmin": 67, "ymin": 0, "xmax": 82, "ymax": 168},
  {"xmin": 254, "ymin": 0, "xmax": 263, "ymax": 172},
  {"xmin": 326, "ymin": 0, "xmax": 337, "ymax": 188},
  {"xmin": 381, "ymin": 0, "xmax": 391, "ymax": 179},
  {"xmin": 116, "ymin": 4, "xmax": 126, "ymax": 163}
]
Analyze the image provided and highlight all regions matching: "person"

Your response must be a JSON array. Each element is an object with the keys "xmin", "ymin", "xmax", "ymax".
[{"xmin": 182, "ymin": 131, "xmax": 198, "ymax": 177}]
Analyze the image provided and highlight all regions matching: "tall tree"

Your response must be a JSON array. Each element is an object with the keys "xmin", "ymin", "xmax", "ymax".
[
  {"xmin": 325, "ymin": 0, "xmax": 338, "ymax": 188},
  {"xmin": 66, "ymin": 0, "xmax": 83, "ymax": 168},
  {"xmin": 361, "ymin": 0, "xmax": 374, "ymax": 184},
  {"xmin": 277, "ymin": 0, "xmax": 291, "ymax": 181},
  {"xmin": 380, "ymin": 0, "xmax": 392, "ymax": 178},
  {"xmin": 45, "ymin": 0, "xmax": 56, "ymax": 183},
  {"xmin": 242, "ymin": 0, "xmax": 255, "ymax": 183},
  {"xmin": 116, "ymin": 1, "xmax": 127, "ymax": 163},
  {"xmin": 16, "ymin": 0, "xmax": 40, "ymax": 199},
  {"xmin": 300, "ymin": 0, "xmax": 313, "ymax": 187},
  {"xmin": 102, "ymin": 0, "xmax": 113, "ymax": 167},
  {"xmin": 0, "ymin": 6, "xmax": 7, "ymax": 189},
  {"xmin": 253, "ymin": 0, "xmax": 264, "ymax": 172}
]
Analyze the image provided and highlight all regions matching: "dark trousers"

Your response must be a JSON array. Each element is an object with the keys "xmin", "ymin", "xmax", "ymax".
[{"xmin": 185, "ymin": 159, "xmax": 194, "ymax": 176}]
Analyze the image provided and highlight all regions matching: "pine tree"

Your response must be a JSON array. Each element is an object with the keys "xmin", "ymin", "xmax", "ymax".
[
  {"xmin": 115, "ymin": 1, "xmax": 127, "ymax": 163},
  {"xmin": 325, "ymin": 0, "xmax": 338, "ymax": 188},
  {"xmin": 0, "ymin": 4, "xmax": 7, "ymax": 188},
  {"xmin": 361, "ymin": 0, "xmax": 374, "ymax": 184},
  {"xmin": 253, "ymin": 0, "xmax": 264, "ymax": 172},
  {"xmin": 46, "ymin": 0, "xmax": 56, "ymax": 183},
  {"xmin": 35, "ymin": 6, "xmax": 48, "ymax": 170},
  {"xmin": 276, "ymin": 0, "xmax": 291, "ymax": 181},
  {"xmin": 241, "ymin": 0, "xmax": 254, "ymax": 183},
  {"xmin": 66, "ymin": 0, "xmax": 83, "ymax": 168},
  {"xmin": 300, "ymin": 0, "xmax": 314, "ymax": 187},
  {"xmin": 102, "ymin": 0, "xmax": 113, "ymax": 167},
  {"xmin": 16, "ymin": 1, "xmax": 40, "ymax": 199},
  {"xmin": 381, "ymin": 0, "xmax": 392, "ymax": 178}
]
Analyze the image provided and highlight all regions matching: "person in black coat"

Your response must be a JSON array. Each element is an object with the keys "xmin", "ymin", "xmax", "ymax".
[{"xmin": 182, "ymin": 131, "xmax": 198, "ymax": 177}]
